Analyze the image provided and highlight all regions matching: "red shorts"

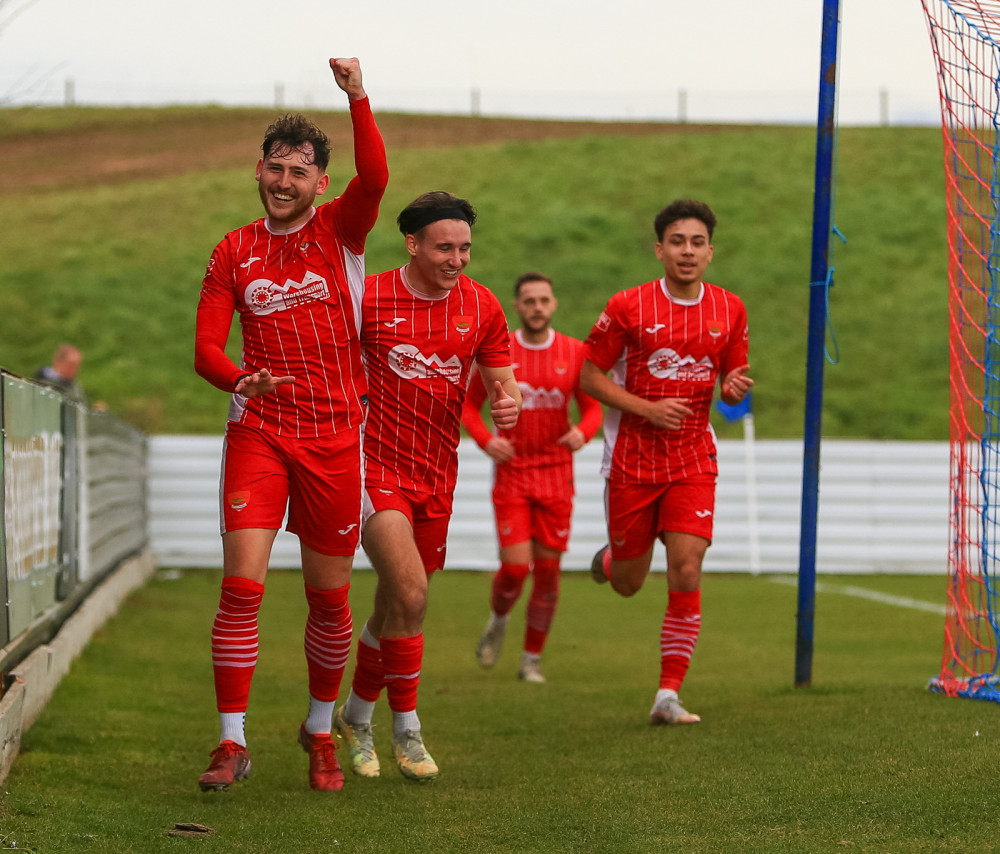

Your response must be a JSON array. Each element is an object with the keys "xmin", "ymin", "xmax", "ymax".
[
  {"xmin": 221, "ymin": 421, "xmax": 362, "ymax": 556},
  {"xmin": 606, "ymin": 474, "xmax": 716, "ymax": 561},
  {"xmin": 363, "ymin": 482, "xmax": 453, "ymax": 574},
  {"xmin": 492, "ymin": 465, "xmax": 574, "ymax": 552}
]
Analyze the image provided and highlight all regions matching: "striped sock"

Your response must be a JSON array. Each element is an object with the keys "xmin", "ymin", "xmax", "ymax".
[
  {"xmin": 490, "ymin": 562, "xmax": 531, "ymax": 616},
  {"xmin": 349, "ymin": 623, "xmax": 385, "ymax": 708},
  {"xmin": 524, "ymin": 558, "xmax": 561, "ymax": 655},
  {"xmin": 303, "ymin": 583, "xmax": 353, "ymax": 708},
  {"xmin": 659, "ymin": 589, "xmax": 702, "ymax": 692},
  {"xmin": 381, "ymin": 634, "xmax": 423, "ymax": 716},
  {"xmin": 211, "ymin": 576, "xmax": 264, "ymax": 715}
]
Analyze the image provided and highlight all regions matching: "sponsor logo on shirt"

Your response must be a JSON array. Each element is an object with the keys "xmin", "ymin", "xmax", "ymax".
[
  {"xmin": 244, "ymin": 270, "xmax": 330, "ymax": 316},
  {"xmin": 519, "ymin": 383, "xmax": 566, "ymax": 411},
  {"xmin": 645, "ymin": 324, "xmax": 666, "ymax": 334},
  {"xmin": 388, "ymin": 344, "xmax": 463, "ymax": 384},
  {"xmin": 384, "ymin": 317, "xmax": 407, "ymax": 328},
  {"xmin": 647, "ymin": 348, "xmax": 713, "ymax": 382},
  {"xmin": 239, "ymin": 256, "xmax": 262, "ymax": 269}
]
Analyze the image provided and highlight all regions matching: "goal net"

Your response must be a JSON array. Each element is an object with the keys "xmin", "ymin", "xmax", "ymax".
[{"xmin": 924, "ymin": 0, "xmax": 1000, "ymax": 701}]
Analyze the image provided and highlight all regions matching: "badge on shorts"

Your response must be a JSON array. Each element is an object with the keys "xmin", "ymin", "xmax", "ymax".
[{"xmin": 227, "ymin": 491, "xmax": 250, "ymax": 512}]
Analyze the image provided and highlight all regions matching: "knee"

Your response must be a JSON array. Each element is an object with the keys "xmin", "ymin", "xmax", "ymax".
[
  {"xmin": 392, "ymin": 584, "xmax": 428, "ymax": 623},
  {"xmin": 611, "ymin": 576, "xmax": 643, "ymax": 598}
]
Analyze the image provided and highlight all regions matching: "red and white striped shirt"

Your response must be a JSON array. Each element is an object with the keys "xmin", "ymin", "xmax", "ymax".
[
  {"xmin": 362, "ymin": 267, "xmax": 511, "ymax": 493},
  {"xmin": 584, "ymin": 279, "xmax": 749, "ymax": 484},
  {"xmin": 194, "ymin": 97, "xmax": 388, "ymax": 438},
  {"xmin": 463, "ymin": 328, "xmax": 603, "ymax": 478}
]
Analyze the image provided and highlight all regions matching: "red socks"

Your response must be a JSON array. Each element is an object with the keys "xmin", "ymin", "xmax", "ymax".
[
  {"xmin": 303, "ymin": 584, "xmax": 353, "ymax": 703},
  {"xmin": 490, "ymin": 562, "xmax": 531, "ymax": 616},
  {"xmin": 525, "ymin": 558, "xmax": 560, "ymax": 654},
  {"xmin": 381, "ymin": 634, "xmax": 424, "ymax": 714},
  {"xmin": 659, "ymin": 589, "xmax": 702, "ymax": 692},
  {"xmin": 350, "ymin": 631, "xmax": 386, "ymax": 703},
  {"xmin": 212, "ymin": 576, "xmax": 264, "ymax": 713}
]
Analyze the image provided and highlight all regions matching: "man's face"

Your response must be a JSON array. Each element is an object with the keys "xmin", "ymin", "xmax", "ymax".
[
  {"xmin": 513, "ymin": 279, "xmax": 557, "ymax": 335},
  {"xmin": 405, "ymin": 219, "xmax": 472, "ymax": 296},
  {"xmin": 255, "ymin": 142, "xmax": 329, "ymax": 230},
  {"xmin": 654, "ymin": 217, "xmax": 714, "ymax": 289},
  {"xmin": 56, "ymin": 352, "xmax": 81, "ymax": 379}
]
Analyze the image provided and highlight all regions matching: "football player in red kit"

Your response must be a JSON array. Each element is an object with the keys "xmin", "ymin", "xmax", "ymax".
[
  {"xmin": 193, "ymin": 57, "xmax": 388, "ymax": 793},
  {"xmin": 333, "ymin": 191, "xmax": 520, "ymax": 782},
  {"xmin": 464, "ymin": 273, "xmax": 602, "ymax": 683},
  {"xmin": 581, "ymin": 199, "xmax": 753, "ymax": 727}
]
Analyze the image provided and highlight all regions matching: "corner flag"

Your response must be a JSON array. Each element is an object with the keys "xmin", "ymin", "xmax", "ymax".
[{"xmin": 716, "ymin": 392, "xmax": 753, "ymax": 422}]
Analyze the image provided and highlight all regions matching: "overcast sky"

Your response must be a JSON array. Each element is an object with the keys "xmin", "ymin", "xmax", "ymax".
[{"xmin": 0, "ymin": 0, "xmax": 941, "ymax": 125}]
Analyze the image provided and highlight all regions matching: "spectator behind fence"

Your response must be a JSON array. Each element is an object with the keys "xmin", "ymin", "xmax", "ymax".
[{"xmin": 34, "ymin": 344, "xmax": 88, "ymax": 405}]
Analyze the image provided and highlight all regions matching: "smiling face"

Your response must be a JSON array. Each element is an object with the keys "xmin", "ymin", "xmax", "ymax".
[
  {"xmin": 404, "ymin": 218, "xmax": 472, "ymax": 297},
  {"xmin": 654, "ymin": 217, "xmax": 714, "ymax": 297},
  {"xmin": 255, "ymin": 141, "xmax": 329, "ymax": 231}
]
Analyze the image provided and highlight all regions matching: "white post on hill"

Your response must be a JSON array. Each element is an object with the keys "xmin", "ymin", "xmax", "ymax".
[{"xmin": 716, "ymin": 393, "xmax": 759, "ymax": 574}]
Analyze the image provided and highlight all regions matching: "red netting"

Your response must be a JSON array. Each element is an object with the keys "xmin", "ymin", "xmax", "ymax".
[{"xmin": 923, "ymin": 0, "xmax": 1000, "ymax": 701}]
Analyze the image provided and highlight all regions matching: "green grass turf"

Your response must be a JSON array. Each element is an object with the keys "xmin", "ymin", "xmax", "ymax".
[
  {"xmin": 0, "ymin": 109, "xmax": 948, "ymax": 439},
  {"xmin": 2, "ymin": 568, "xmax": 994, "ymax": 854}
]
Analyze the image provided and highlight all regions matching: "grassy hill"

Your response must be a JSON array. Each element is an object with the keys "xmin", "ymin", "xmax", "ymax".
[{"xmin": 0, "ymin": 107, "xmax": 948, "ymax": 438}]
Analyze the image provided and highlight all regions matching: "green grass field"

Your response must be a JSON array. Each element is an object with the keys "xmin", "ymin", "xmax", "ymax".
[
  {"xmin": 0, "ymin": 108, "xmax": 949, "ymax": 439},
  {"xmin": 1, "ymin": 568, "xmax": 993, "ymax": 854},
  {"xmin": 0, "ymin": 109, "xmax": 969, "ymax": 852}
]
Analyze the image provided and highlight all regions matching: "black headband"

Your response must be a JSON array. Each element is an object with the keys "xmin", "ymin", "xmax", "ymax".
[{"xmin": 399, "ymin": 206, "xmax": 473, "ymax": 235}]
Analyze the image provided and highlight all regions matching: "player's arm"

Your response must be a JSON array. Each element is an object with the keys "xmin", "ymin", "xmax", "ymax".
[
  {"xmin": 195, "ymin": 247, "xmax": 295, "ymax": 397},
  {"xmin": 720, "ymin": 364, "xmax": 753, "ymax": 405},
  {"xmin": 329, "ymin": 56, "xmax": 367, "ymax": 101},
  {"xmin": 557, "ymin": 382, "xmax": 603, "ymax": 450},
  {"xmin": 194, "ymin": 246, "xmax": 247, "ymax": 393},
  {"xmin": 461, "ymin": 372, "xmax": 516, "ymax": 462},
  {"xmin": 579, "ymin": 359, "xmax": 692, "ymax": 432},
  {"xmin": 330, "ymin": 58, "xmax": 389, "ymax": 251},
  {"xmin": 718, "ymin": 308, "xmax": 753, "ymax": 405},
  {"xmin": 478, "ymin": 364, "xmax": 521, "ymax": 431},
  {"xmin": 195, "ymin": 306, "xmax": 294, "ymax": 398}
]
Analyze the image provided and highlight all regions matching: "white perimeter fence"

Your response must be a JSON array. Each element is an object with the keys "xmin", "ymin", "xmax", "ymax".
[{"xmin": 149, "ymin": 437, "xmax": 949, "ymax": 576}]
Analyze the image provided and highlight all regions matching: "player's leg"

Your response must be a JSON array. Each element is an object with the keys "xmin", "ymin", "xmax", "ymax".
[
  {"xmin": 291, "ymin": 549, "xmax": 353, "ymax": 791},
  {"xmin": 591, "ymin": 481, "xmax": 659, "ymax": 596},
  {"xmin": 519, "ymin": 543, "xmax": 561, "ymax": 683},
  {"xmin": 200, "ymin": 426, "xmax": 286, "ymax": 791},
  {"xmin": 476, "ymin": 478, "xmax": 531, "ymax": 668},
  {"xmin": 650, "ymin": 476, "xmax": 715, "ymax": 726},
  {"xmin": 477, "ymin": 538, "xmax": 531, "ymax": 669},
  {"xmin": 361, "ymin": 507, "xmax": 438, "ymax": 781},
  {"xmin": 287, "ymin": 431, "xmax": 363, "ymax": 790},
  {"xmin": 198, "ymin": 528, "xmax": 274, "ymax": 791},
  {"xmin": 519, "ymin": 484, "xmax": 573, "ymax": 682},
  {"xmin": 334, "ymin": 489, "xmax": 387, "ymax": 778}
]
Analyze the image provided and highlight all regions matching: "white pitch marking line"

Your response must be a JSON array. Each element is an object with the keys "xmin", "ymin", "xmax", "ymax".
[{"xmin": 769, "ymin": 576, "xmax": 947, "ymax": 615}]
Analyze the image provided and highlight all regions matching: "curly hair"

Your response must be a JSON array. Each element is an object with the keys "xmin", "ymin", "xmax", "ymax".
[{"xmin": 261, "ymin": 113, "xmax": 332, "ymax": 172}]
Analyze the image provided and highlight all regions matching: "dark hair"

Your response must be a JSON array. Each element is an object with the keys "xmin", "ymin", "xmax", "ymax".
[
  {"xmin": 397, "ymin": 191, "xmax": 477, "ymax": 235},
  {"xmin": 653, "ymin": 199, "xmax": 717, "ymax": 241},
  {"xmin": 261, "ymin": 113, "xmax": 332, "ymax": 172},
  {"xmin": 514, "ymin": 272, "xmax": 553, "ymax": 298}
]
